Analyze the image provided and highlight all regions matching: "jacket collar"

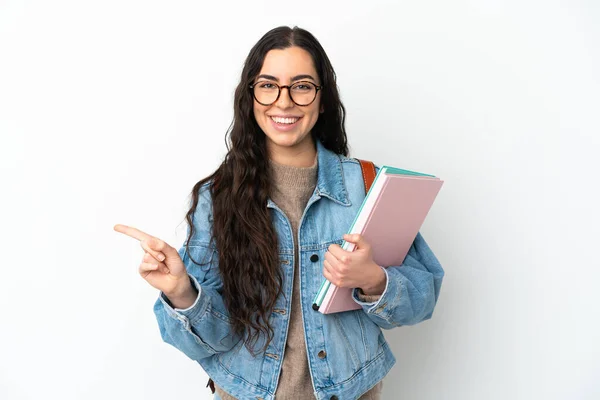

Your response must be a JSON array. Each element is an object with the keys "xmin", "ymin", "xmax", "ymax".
[
  {"xmin": 266, "ymin": 139, "xmax": 351, "ymax": 209},
  {"xmin": 314, "ymin": 139, "xmax": 351, "ymax": 206}
]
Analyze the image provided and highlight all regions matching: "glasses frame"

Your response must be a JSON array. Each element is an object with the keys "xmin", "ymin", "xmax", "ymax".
[{"xmin": 249, "ymin": 80, "xmax": 323, "ymax": 106}]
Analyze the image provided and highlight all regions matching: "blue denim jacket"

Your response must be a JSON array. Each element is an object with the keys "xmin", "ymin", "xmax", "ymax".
[{"xmin": 153, "ymin": 140, "xmax": 444, "ymax": 400}]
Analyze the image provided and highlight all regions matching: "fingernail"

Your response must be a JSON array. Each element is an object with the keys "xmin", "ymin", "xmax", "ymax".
[{"xmin": 158, "ymin": 254, "xmax": 165, "ymax": 262}]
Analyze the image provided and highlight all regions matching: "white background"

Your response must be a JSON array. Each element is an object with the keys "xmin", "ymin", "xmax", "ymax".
[{"xmin": 1, "ymin": 1, "xmax": 599, "ymax": 399}]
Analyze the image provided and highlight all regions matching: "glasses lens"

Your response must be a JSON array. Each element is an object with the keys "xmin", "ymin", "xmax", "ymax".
[
  {"xmin": 253, "ymin": 81, "xmax": 279, "ymax": 105},
  {"xmin": 290, "ymin": 82, "xmax": 317, "ymax": 106}
]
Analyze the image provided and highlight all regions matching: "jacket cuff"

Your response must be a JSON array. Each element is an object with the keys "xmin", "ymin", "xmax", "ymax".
[
  {"xmin": 159, "ymin": 274, "xmax": 207, "ymax": 325},
  {"xmin": 352, "ymin": 267, "xmax": 401, "ymax": 318}
]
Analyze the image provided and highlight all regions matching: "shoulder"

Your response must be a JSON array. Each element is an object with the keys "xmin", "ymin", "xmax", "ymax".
[
  {"xmin": 339, "ymin": 155, "xmax": 381, "ymax": 174},
  {"xmin": 188, "ymin": 181, "xmax": 214, "ymax": 242},
  {"xmin": 339, "ymin": 154, "xmax": 360, "ymax": 171},
  {"xmin": 337, "ymin": 155, "xmax": 369, "ymax": 197},
  {"xmin": 333, "ymin": 154, "xmax": 362, "ymax": 183},
  {"xmin": 337, "ymin": 155, "xmax": 384, "ymax": 199},
  {"xmin": 196, "ymin": 181, "xmax": 213, "ymax": 200},
  {"xmin": 192, "ymin": 181, "xmax": 213, "ymax": 211}
]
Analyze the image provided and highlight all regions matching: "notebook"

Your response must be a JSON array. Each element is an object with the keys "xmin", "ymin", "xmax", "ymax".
[{"xmin": 312, "ymin": 166, "xmax": 444, "ymax": 314}]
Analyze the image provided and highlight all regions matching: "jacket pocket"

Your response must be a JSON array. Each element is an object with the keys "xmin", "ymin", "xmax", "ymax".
[
  {"xmin": 356, "ymin": 310, "xmax": 385, "ymax": 362},
  {"xmin": 332, "ymin": 310, "xmax": 384, "ymax": 370},
  {"xmin": 216, "ymin": 337, "xmax": 266, "ymax": 386},
  {"xmin": 332, "ymin": 312, "xmax": 361, "ymax": 372}
]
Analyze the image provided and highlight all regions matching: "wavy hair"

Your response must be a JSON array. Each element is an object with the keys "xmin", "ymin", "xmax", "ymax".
[{"xmin": 184, "ymin": 26, "xmax": 349, "ymax": 353}]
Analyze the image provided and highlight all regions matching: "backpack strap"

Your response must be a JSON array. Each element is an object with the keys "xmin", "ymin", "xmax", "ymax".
[{"xmin": 357, "ymin": 159, "xmax": 377, "ymax": 193}]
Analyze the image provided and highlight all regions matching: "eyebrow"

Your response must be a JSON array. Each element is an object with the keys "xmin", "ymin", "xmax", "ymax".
[{"xmin": 256, "ymin": 74, "xmax": 317, "ymax": 82}]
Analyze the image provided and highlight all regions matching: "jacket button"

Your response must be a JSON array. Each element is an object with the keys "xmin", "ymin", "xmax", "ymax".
[
  {"xmin": 330, "ymin": 396, "xmax": 338, "ymax": 400},
  {"xmin": 318, "ymin": 350, "xmax": 327, "ymax": 359},
  {"xmin": 310, "ymin": 254, "xmax": 319, "ymax": 262}
]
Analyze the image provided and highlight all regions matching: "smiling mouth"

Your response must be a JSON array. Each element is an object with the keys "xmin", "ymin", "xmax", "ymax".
[{"xmin": 270, "ymin": 116, "xmax": 301, "ymax": 125}]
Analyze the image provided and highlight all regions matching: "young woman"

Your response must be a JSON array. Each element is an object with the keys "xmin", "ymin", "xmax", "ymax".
[{"xmin": 115, "ymin": 26, "xmax": 444, "ymax": 400}]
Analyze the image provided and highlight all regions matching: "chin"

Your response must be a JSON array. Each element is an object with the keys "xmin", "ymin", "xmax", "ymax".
[{"xmin": 268, "ymin": 133, "xmax": 309, "ymax": 148}]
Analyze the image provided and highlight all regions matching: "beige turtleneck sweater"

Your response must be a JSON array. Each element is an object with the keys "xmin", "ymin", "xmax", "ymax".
[{"xmin": 215, "ymin": 157, "xmax": 383, "ymax": 399}]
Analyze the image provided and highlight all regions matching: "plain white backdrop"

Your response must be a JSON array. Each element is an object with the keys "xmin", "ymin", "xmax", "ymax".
[{"xmin": 1, "ymin": 1, "xmax": 599, "ymax": 399}]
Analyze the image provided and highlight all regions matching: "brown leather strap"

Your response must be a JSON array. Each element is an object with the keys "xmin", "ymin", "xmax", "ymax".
[
  {"xmin": 207, "ymin": 378, "xmax": 215, "ymax": 394},
  {"xmin": 357, "ymin": 159, "xmax": 377, "ymax": 193}
]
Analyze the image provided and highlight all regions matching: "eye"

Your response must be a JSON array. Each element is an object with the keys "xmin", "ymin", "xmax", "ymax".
[
  {"xmin": 293, "ymin": 82, "xmax": 314, "ymax": 91},
  {"xmin": 257, "ymin": 81, "xmax": 276, "ymax": 89}
]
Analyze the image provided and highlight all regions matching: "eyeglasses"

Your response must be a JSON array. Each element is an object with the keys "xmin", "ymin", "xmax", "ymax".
[{"xmin": 249, "ymin": 80, "xmax": 323, "ymax": 106}]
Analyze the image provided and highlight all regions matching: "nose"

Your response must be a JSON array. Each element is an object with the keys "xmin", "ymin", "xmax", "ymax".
[{"xmin": 275, "ymin": 86, "xmax": 294, "ymax": 109}]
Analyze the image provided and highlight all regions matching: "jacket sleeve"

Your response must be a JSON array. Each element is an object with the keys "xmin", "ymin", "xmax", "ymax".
[
  {"xmin": 351, "ymin": 232, "xmax": 444, "ymax": 329},
  {"xmin": 153, "ymin": 185, "xmax": 241, "ymax": 361}
]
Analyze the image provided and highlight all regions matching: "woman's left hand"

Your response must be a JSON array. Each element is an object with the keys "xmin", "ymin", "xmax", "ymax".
[{"xmin": 323, "ymin": 234, "xmax": 387, "ymax": 296}]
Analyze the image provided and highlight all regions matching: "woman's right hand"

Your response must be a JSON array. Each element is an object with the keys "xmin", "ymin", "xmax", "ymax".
[{"xmin": 114, "ymin": 224, "xmax": 198, "ymax": 308}]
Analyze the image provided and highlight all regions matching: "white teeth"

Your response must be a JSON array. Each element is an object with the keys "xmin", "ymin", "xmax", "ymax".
[{"xmin": 271, "ymin": 116, "xmax": 299, "ymax": 124}]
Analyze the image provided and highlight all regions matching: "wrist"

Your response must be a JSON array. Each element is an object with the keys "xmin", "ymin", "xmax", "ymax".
[
  {"xmin": 165, "ymin": 276, "xmax": 198, "ymax": 309},
  {"xmin": 360, "ymin": 266, "xmax": 386, "ymax": 296}
]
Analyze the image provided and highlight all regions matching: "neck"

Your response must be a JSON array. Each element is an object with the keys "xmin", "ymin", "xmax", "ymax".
[{"xmin": 268, "ymin": 137, "xmax": 317, "ymax": 167}]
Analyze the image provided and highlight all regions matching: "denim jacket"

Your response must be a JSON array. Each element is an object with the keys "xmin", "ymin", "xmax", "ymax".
[{"xmin": 153, "ymin": 140, "xmax": 444, "ymax": 400}]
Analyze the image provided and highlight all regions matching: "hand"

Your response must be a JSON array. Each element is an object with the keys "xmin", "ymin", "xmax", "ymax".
[
  {"xmin": 114, "ymin": 224, "xmax": 197, "ymax": 306},
  {"xmin": 323, "ymin": 234, "xmax": 387, "ymax": 296}
]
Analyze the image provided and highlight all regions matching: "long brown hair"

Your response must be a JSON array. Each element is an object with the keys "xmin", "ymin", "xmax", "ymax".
[{"xmin": 184, "ymin": 26, "xmax": 349, "ymax": 353}]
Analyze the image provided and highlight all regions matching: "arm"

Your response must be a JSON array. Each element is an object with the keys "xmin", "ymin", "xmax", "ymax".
[
  {"xmin": 351, "ymin": 232, "xmax": 444, "ymax": 329},
  {"xmin": 154, "ymin": 242, "xmax": 241, "ymax": 361},
  {"xmin": 153, "ymin": 187, "xmax": 241, "ymax": 361}
]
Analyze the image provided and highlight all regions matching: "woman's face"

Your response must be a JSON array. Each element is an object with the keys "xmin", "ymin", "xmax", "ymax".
[{"xmin": 252, "ymin": 46, "xmax": 322, "ymax": 158}]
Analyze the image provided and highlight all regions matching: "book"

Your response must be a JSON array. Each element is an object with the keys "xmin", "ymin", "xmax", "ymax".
[{"xmin": 312, "ymin": 166, "xmax": 444, "ymax": 314}]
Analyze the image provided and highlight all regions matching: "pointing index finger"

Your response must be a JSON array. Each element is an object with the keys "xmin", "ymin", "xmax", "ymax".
[{"xmin": 113, "ymin": 224, "xmax": 153, "ymax": 242}]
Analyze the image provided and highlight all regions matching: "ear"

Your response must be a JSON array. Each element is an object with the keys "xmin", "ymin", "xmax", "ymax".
[{"xmin": 320, "ymin": 104, "xmax": 325, "ymax": 113}]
